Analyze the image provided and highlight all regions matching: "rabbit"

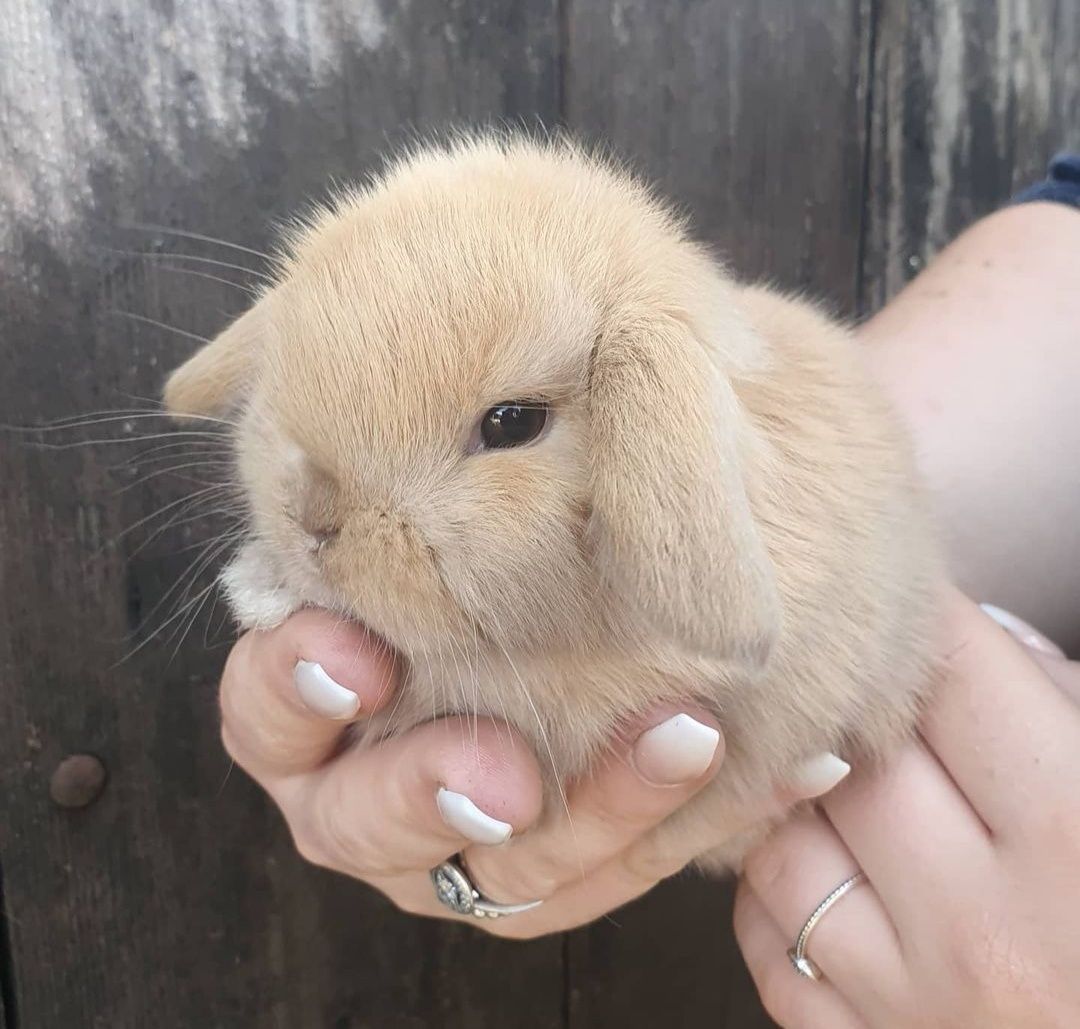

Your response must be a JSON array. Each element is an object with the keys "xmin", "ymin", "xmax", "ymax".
[{"xmin": 164, "ymin": 133, "xmax": 941, "ymax": 871}]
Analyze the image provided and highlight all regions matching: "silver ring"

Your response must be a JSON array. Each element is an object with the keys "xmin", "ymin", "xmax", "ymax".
[
  {"xmin": 430, "ymin": 857, "xmax": 543, "ymax": 920},
  {"xmin": 787, "ymin": 872, "xmax": 866, "ymax": 980}
]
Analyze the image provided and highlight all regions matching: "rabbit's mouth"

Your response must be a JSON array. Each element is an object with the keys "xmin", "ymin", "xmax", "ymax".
[
  {"xmin": 219, "ymin": 533, "xmax": 488, "ymax": 656},
  {"xmin": 218, "ymin": 540, "xmax": 330, "ymax": 630}
]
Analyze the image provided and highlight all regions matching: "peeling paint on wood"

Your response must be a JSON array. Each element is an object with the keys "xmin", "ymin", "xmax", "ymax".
[{"xmin": 861, "ymin": 0, "xmax": 1080, "ymax": 310}]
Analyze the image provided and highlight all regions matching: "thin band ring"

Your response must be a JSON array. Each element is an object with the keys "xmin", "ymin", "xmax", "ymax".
[{"xmin": 787, "ymin": 871, "xmax": 867, "ymax": 980}]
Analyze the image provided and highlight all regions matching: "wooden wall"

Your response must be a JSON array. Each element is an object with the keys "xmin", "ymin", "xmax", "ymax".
[{"xmin": 1, "ymin": 1, "xmax": 1077, "ymax": 1026}]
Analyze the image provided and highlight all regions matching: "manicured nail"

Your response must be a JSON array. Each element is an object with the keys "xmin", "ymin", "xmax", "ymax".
[
  {"xmin": 979, "ymin": 604, "xmax": 1066, "ymax": 658},
  {"xmin": 293, "ymin": 660, "xmax": 361, "ymax": 720},
  {"xmin": 789, "ymin": 752, "xmax": 851, "ymax": 799},
  {"xmin": 632, "ymin": 713, "xmax": 721, "ymax": 786},
  {"xmin": 436, "ymin": 788, "xmax": 513, "ymax": 846}
]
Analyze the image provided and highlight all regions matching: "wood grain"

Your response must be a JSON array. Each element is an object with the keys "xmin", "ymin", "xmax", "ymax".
[
  {"xmin": 564, "ymin": 0, "xmax": 875, "ymax": 312},
  {"xmin": 860, "ymin": 0, "xmax": 1080, "ymax": 311}
]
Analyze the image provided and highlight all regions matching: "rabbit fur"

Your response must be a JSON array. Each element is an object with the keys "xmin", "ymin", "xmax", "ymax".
[{"xmin": 164, "ymin": 134, "xmax": 941, "ymax": 871}]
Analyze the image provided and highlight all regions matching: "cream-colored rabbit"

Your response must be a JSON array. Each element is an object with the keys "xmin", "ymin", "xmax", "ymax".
[{"xmin": 165, "ymin": 135, "xmax": 940, "ymax": 869}]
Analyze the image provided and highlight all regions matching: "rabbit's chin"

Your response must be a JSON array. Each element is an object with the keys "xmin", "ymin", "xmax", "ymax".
[{"xmin": 219, "ymin": 540, "xmax": 338, "ymax": 631}]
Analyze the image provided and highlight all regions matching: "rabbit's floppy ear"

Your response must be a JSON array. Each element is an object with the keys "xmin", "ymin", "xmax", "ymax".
[
  {"xmin": 586, "ymin": 313, "xmax": 780, "ymax": 668},
  {"xmin": 163, "ymin": 300, "xmax": 266, "ymax": 418}
]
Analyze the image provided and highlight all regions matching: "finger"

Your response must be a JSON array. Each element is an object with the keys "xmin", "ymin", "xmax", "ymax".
[
  {"xmin": 1024, "ymin": 650, "xmax": 1080, "ymax": 705},
  {"xmin": 821, "ymin": 735, "xmax": 994, "ymax": 938},
  {"xmin": 734, "ymin": 882, "xmax": 869, "ymax": 1029},
  {"xmin": 461, "ymin": 707, "xmax": 722, "ymax": 905},
  {"xmin": 460, "ymin": 747, "xmax": 853, "ymax": 941},
  {"xmin": 376, "ymin": 729, "xmax": 854, "ymax": 938},
  {"xmin": 919, "ymin": 586, "xmax": 1080, "ymax": 835},
  {"xmin": 277, "ymin": 716, "xmax": 545, "ymax": 879},
  {"xmin": 220, "ymin": 609, "xmax": 399, "ymax": 781},
  {"xmin": 740, "ymin": 809, "xmax": 906, "ymax": 1012},
  {"xmin": 980, "ymin": 601, "xmax": 1080, "ymax": 703},
  {"xmin": 489, "ymin": 743, "xmax": 856, "ymax": 930},
  {"xmin": 979, "ymin": 603, "xmax": 1066, "ymax": 658}
]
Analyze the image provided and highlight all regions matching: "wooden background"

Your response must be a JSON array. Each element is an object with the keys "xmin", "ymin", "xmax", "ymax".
[{"xmin": 1, "ymin": 1, "xmax": 1077, "ymax": 1026}]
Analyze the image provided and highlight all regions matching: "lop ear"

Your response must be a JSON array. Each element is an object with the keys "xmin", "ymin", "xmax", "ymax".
[
  {"xmin": 587, "ymin": 314, "xmax": 780, "ymax": 668},
  {"xmin": 163, "ymin": 301, "xmax": 265, "ymax": 418}
]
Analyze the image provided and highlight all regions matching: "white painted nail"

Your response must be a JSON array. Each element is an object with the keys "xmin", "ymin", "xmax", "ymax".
[
  {"xmin": 789, "ymin": 752, "xmax": 851, "ymax": 799},
  {"xmin": 293, "ymin": 660, "xmax": 361, "ymax": 720},
  {"xmin": 436, "ymin": 788, "xmax": 513, "ymax": 846},
  {"xmin": 632, "ymin": 713, "xmax": 721, "ymax": 786},
  {"xmin": 979, "ymin": 603, "xmax": 1066, "ymax": 658}
]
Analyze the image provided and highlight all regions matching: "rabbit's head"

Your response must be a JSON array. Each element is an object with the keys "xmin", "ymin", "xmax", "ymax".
[{"xmin": 165, "ymin": 136, "xmax": 780, "ymax": 668}]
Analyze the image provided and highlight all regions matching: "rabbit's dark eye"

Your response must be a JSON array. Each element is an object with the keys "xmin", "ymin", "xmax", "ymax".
[{"xmin": 479, "ymin": 403, "xmax": 549, "ymax": 449}]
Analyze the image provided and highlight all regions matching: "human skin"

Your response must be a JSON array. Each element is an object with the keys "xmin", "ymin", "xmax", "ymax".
[
  {"xmin": 735, "ymin": 588, "xmax": 1080, "ymax": 1028},
  {"xmin": 217, "ymin": 202, "xmax": 1080, "ymax": 957},
  {"xmin": 733, "ymin": 201, "xmax": 1080, "ymax": 1027},
  {"xmin": 861, "ymin": 201, "xmax": 1080, "ymax": 654}
]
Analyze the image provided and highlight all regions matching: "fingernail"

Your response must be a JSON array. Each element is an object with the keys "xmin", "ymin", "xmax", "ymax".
[
  {"xmin": 632, "ymin": 713, "xmax": 721, "ymax": 786},
  {"xmin": 979, "ymin": 603, "xmax": 1066, "ymax": 658},
  {"xmin": 436, "ymin": 788, "xmax": 513, "ymax": 846},
  {"xmin": 789, "ymin": 752, "xmax": 851, "ymax": 799},
  {"xmin": 293, "ymin": 660, "xmax": 361, "ymax": 720}
]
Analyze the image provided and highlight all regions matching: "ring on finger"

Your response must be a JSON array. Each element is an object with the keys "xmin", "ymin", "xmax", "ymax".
[
  {"xmin": 787, "ymin": 872, "xmax": 867, "ymax": 980},
  {"xmin": 430, "ymin": 855, "xmax": 543, "ymax": 920}
]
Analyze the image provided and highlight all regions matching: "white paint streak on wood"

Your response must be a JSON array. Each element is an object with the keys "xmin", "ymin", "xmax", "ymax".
[
  {"xmin": 0, "ymin": 0, "xmax": 390, "ymax": 249},
  {"xmin": 924, "ymin": 0, "xmax": 964, "ymax": 255},
  {"xmin": 1009, "ymin": 0, "xmax": 1053, "ymax": 188}
]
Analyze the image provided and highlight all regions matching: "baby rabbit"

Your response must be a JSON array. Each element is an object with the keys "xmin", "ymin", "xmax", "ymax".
[{"xmin": 165, "ymin": 135, "xmax": 941, "ymax": 869}]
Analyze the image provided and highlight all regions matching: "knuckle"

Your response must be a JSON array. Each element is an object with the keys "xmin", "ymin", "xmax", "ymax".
[
  {"xmin": 312, "ymin": 785, "xmax": 381, "ymax": 877},
  {"xmin": 217, "ymin": 643, "xmax": 251, "ymax": 721},
  {"xmin": 944, "ymin": 912, "xmax": 1043, "ymax": 1014},
  {"xmin": 731, "ymin": 883, "xmax": 754, "ymax": 942},
  {"xmin": 292, "ymin": 828, "xmax": 334, "ymax": 870},
  {"xmin": 465, "ymin": 853, "xmax": 560, "ymax": 906},
  {"xmin": 756, "ymin": 961, "xmax": 800, "ymax": 1027},
  {"xmin": 742, "ymin": 836, "xmax": 793, "ymax": 899},
  {"xmin": 390, "ymin": 891, "xmax": 432, "ymax": 919},
  {"xmin": 219, "ymin": 722, "xmax": 241, "ymax": 762},
  {"xmin": 619, "ymin": 837, "xmax": 685, "ymax": 886},
  {"xmin": 587, "ymin": 799, "xmax": 648, "ymax": 839}
]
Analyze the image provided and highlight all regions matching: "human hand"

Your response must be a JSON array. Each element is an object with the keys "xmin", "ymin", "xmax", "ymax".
[
  {"xmin": 217, "ymin": 610, "xmax": 849, "ymax": 939},
  {"xmin": 735, "ymin": 588, "xmax": 1080, "ymax": 1027}
]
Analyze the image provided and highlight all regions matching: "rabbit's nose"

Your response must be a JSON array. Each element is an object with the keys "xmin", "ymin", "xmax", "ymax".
[
  {"xmin": 308, "ymin": 524, "xmax": 341, "ymax": 553},
  {"xmin": 285, "ymin": 502, "xmax": 342, "ymax": 552}
]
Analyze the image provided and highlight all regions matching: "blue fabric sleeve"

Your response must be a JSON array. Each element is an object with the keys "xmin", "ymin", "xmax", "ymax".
[{"xmin": 1012, "ymin": 153, "xmax": 1080, "ymax": 209}]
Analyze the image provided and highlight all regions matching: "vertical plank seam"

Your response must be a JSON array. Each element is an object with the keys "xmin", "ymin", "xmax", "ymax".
[
  {"xmin": 0, "ymin": 860, "xmax": 19, "ymax": 1029},
  {"xmin": 854, "ymin": 0, "xmax": 881, "ymax": 317}
]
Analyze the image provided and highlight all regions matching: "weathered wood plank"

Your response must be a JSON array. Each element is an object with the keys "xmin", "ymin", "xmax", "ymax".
[
  {"xmin": 565, "ymin": 872, "xmax": 770, "ymax": 1029},
  {"xmin": 860, "ymin": 0, "xmax": 1080, "ymax": 311},
  {"xmin": 0, "ymin": 866, "xmax": 10, "ymax": 1029},
  {"xmin": 0, "ymin": 2, "xmax": 562, "ymax": 1027},
  {"xmin": 564, "ymin": 0, "xmax": 874, "ymax": 310},
  {"xmin": 562, "ymin": 2, "xmax": 872, "ymax": 1025}
]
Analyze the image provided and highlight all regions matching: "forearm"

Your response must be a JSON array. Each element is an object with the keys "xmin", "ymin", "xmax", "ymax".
[{"xmin": 858, "ymin": 202, "xmax": 1080, "ymax": 652}]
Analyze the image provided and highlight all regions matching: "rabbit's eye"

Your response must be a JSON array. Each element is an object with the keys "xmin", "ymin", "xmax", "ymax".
[{"xmin": 478, "ymin": 403, "xmax": 549, "ymax": 449}]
